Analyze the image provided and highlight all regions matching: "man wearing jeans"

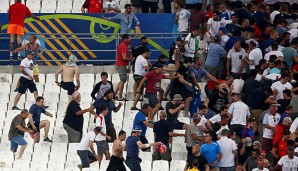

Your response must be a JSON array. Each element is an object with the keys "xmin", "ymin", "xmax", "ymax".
[
  {"xmin": 77, "ymin": 127, "xmax": 101, "ymax": 169},
  {"xmin": 125, "ymin": 126, "xmax": 158, "ymax": 171},
  {"xmin": 9, "ymin": 109, "xmax": 34, "ymax": 159}
]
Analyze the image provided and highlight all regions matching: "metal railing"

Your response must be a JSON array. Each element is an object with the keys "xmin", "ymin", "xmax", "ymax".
[{"xmin": 0, "ymin": 32, "xmax": 179, "ymax": 63}]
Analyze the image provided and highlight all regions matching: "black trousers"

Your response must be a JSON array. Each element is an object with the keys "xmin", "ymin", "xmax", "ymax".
[
  {"xmin": 162, "ymin": 0, "xmax": 172, "ymax": 13},
  {"xmin": 142, "ymin": 1, "xmax": 158, "ymax": 13},
  {"xmin": 106, "ymin": 155, "xmax": 126, "ymax": 171}
]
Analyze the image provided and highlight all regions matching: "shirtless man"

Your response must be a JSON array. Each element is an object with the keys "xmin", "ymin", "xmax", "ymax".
[
  {"xmin": 106, "ymin": 130, "xmax": 127, "ymax": 171},
  {"xmin": 55, "ymin": 55, "xmax": 80, "ymax": 102}
]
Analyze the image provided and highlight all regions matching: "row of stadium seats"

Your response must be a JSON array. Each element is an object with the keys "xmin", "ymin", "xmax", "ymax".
[{"xmin": 0, "ymin": 0, "xmax": 131, "ymax": 13}]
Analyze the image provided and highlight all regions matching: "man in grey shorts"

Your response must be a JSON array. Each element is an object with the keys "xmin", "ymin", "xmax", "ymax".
[{"xmin": 114, "ymin": 34, "xmax": 133, "ymax": 101}]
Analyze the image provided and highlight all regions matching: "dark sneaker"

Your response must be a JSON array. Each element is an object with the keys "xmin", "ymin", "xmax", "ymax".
[
  {"xmin": 159, "ymin": 106, "xmax": 164, "ymax": 110},
  {"xmin": 43, "ymin": 137, "xmax": 53, "ymax": 142},
  {"xmin": 17, "ymin": 56, "xmax": 22, "ymax": 61},
  {"xmin": 12, "ymin": 106, "xmax": 21, "ymax": 110},
  {"xmin": 14, "ymin": 88, "xmax": 19, "ymax": 92},
  {"xmin": 131, "ymin": 107, "xmax": 139, "ymax": 110},
  {"xmin": 9, "ymin": 56, "xmax": 13, "ymax": 61},
  {"xmin": 148, "ymin": 120, "xmax": 155, "ymax": 125},
  {"xmin": 43, "ymin": 106, "xmax": 49, "ymax": 109}
]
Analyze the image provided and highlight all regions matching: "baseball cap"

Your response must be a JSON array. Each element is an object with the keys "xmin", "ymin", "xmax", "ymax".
[
  {"xmin": 245, "ymin": 137, "xmax": 252, "ymax": 147},
  {"xmin": 253, "ymin": 141, "xmax": 261, "ymax": 146},
  {"xmin": 132, "ymin": 126, "xmax": 142, "ymax": 132},
  {"xmin": 172, "ymin": 94, "xmax": 183, "ymax": 101},
  {"xmin": 219, "ymin": 27, "xmax": 227, "ymax": 34}
]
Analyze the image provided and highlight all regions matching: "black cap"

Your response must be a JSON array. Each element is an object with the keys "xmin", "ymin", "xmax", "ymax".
[{"xmin": 176, "ymin": 37, "xmax": 183, "ymax": 42}]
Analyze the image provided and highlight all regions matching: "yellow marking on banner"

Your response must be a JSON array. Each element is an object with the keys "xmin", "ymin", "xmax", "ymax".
[
  {"xmin": 44, "ymin": 48, "xmax": 63, "ymax": 66},
  {"xmin": 27, "ymin": 23, "xmax": 64, "ymax": 65},
  {"xmin": 45, "ymin": 19, "xmax": 89, "ymax": 60},
  {"xmin": 55, "ymin": 18, "xmax": 97, "ymax": 58},
  {"xmin": 37, "ymin": 22, "xmax": 69, "ymax": 61}
]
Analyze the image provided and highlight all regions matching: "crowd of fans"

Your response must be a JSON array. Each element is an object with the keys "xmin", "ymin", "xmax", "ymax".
[{"xmin": 4, "ymin": 0, "xmax": 298, "ymax": 170}]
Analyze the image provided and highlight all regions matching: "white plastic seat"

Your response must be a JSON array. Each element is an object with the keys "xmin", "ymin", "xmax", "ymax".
[
  {"xmin": 68, "ymin": 143, "xmax": 79, "ymax": 152},
  {"xmin": 170, "ymin": 160, "xmax": 187, "ymax": 171},
  {"xmin": 31, "ymin": 152, "xmax": 49, "ymax": 162},
  {"xmin": 36, "ymin": 73, "xmax": 46, "ymax": 85},
  {"xmin": 64, "ymin": 168, "xmax": 80, "ymax": 171},
  {"xmin": 139, "ymin": 152, "xmax": 152, "ymax": 162},
  {"xmin": 14, "ymin": 151, "xmax": 32, "ymax": 161},
  {"xmin": 80, "ymin": 74, "xmax": 94, "ymax": 85},
  {"xmin": 65, "ymin": 160, "xmax": 80, "ymax": 168},
  {"xmin": 41, "ymin": 0, "xmax": 57, "ymax": 13},
  {"xmin": 99, "ymin": 160, "xmax": 110, "ymax": 171},
  {"xmin": 45, "ymin": 100, "xmax": 58, "ymax": 111},
  {"xmin": 0, "ymin": 0, "xmax": 9, "ymax": 13},
  {"xmin": 40, "ymin": 8, "xmax": 56, "ymax": 13},
  {"xmin": 0, "ymin": 142, "xmax": 9, "ymax": 151},
  {"xmin": 0, "ymin": 151, "xmax": 14, "ymax": 163},
  {"xmin": 71, "ymin": 8, "xmax": 82, "ymax": 13},
  {"xmin": 51, "ymin": 143, "xmax": 68, "ymax": 152},
  {"xmin": 34, "ymin": 143, "xmax": 51, "ymax": 153},
  {"xmin": 152, "ymin": 160, "xmax": 169, "ymax": 171},
  {"xmin": 47, "ymin": 160, "xmax": 65, "ymax": 170},
  {"xmin": 26, "ymin": 0, "xmax": 41, "ymax": 12},
  {"xmin": 0, "ymin": 83, "xmax": 11, "ymax": 93},
  {"xmin": 52, "ymin": 134, "xmax": 68, "ymax": 143},
  {"xmin": 79, "ymin": 92, "xmax": 92, "ymax": 102},
  {"xmin": 140, "ymin": 161, "xmax": 152, "ymax": 171},
  {"xmin": 46, "ymin": 74, "xmax": 61, "ymax": 84},
  {"xmin": 0, "ymin": 100, "xmax": 8, "ymax": 111},
  {"xmin": 66, "ymin": 153, "xmax": 80, "ymax": 162},
  {"xmin": 49, "ymin": 152, "xmax": 66, "ymax": 162},
  {"xmin": 171, "ymin": 143, "xmax": 187, "ymax": 160},
  {"xmin": 0, "ymin": 73, "xmax": 12, "ymax": 83},
  {"xmin": 56, "ymin": 9, "xmax": 71, "ymax": 13},
  {"xmin": 43, "ymin": 92, "xmax": 60, "ymax": 102},
  {"xmin": 13, "ymin": 160, "xmax": 30, "ymax": 171},
  {"xmin": 30, "ymin": 161, "xmax": 47, "ymax": 171},
  {"xmin": 59, "ymin": 90, "xmax": 68, "ymax": 102},
  {"xmin": 13, "ymin": 73, "xmax": 21, "ymax": 84},
  {"xmin": 54, "ymin": 125, "xmax": 67, "ymax": 135},
  {"xmin": 45, "ymin": 83, "xmax": 61, "ymax": 93},
  {"xmin": 57, "ymin": 0, "xmax": 72, "ymax": 11}
]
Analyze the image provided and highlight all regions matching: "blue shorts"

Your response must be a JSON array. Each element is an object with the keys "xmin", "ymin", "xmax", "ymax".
[
  {"xmin": 10, "ymin": 135, "xmax": 27, "ymax": 152},
  {"xmin": 145, "ymin": 92, "xmax": 159, "ymax": 107}
]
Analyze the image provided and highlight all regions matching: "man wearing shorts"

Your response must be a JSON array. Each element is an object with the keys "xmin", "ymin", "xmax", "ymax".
[
  {"xmin": 114, "ymin": 34, "xmax": 133, "ymax": 101},
  {"xmin": 8, "ymin": 109, "xmax": 34, "ymax": 159},
  {"xmin": 136, "ymin": 64, "xmax": 178, "ymax": 123},
  {"xmin": 77, "ymin": 127, "xmax": 101, "ymax": 169},
  {"xmin": 55, "ymin": 55, "xmax": 80, "ymax": 102},
  {"xmin": 27, "ymin": 96, "xmax": 54, "ymax": 143},
  {"xmin": 12, "ymin": 51, "xmax": 38, "ymax": 110},
  {"xmin": 166, "ymin": 94, "xmax": 189, "ymax": 130},
  {"xmin": 8, "ymin": 0, "xmax": 40, "ymax": 60},
  {"xmin": 95, "ymin": 105, "xmax": 112, "ymax": 167},
  {"xmin": 131, "ymin": 48, "xmax": 151, "ymax": 110}
]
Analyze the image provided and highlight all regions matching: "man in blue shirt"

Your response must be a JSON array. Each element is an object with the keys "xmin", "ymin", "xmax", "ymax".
[
  {"xmin": 91, "ymin": 89, "xmax": 123, "ymax": 142},
  {"xmin": 205, "ymin": 36, "xmax": 227, "ymax": 78},
  {"xmin": 133, "ymin": 103, "xmax": 153, "ymax": 151},
  {"xmin": 102, "ymin": 4, "xmax": 140, "ymax": 34},
  {"xmin": 200, "ymin": 131, "xmax": 222, "ymax": 170},
  {"xmin": 125, "ymin": 126, "xmax": 158, "ymax": 171},
  {"xmin": 27, "ymin": 96, "xmax": 54, "ymax": 143}
]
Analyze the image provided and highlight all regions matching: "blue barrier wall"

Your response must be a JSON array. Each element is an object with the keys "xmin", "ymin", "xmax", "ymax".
[{"xmin": 0, "ymin": 13, "xmax": 177, "ymax": 65}]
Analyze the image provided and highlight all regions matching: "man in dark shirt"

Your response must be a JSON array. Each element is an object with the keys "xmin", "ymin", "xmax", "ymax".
[
  {"xmin": 153, "ymin": 111, "xmax": 184, "ymax": 161},
  {"xmin": 206, "ymin": 88, "xmax": 229, "ymax": 114},
  {"xmin": 9, "ymin": 109, "xmax": 34, "ymax": 159},
  {"xmin": 125, "ymin": 126, "xmax": 158, "ymax": 171},
  {"xmin": 91, "ymin": 89, "xmax": 123, "ymax": 142},
  {"xmin": 27, "ymin": 96, "xmax": 54, "ymax": 143},
  {"xmin": 243, "ymin": 70, "xmax": 262, "ymax": 99},
  {"xmin": 63, "ymin": 91, "xmax": 94, "ymax": 143},
  {"xmin": 131, "ymin": 36, "xmax": 148, "ymax": 72},
  {"xmin": 166, "ymin": 94, "xmax": 189, "ymax": 130},
  {"xmin": 185, "ymin": 144, "xmax": 209, "ymax": 171},
  {"xmin": 91, "ymin": 72, "xmax": 113, "ymax": 100}
]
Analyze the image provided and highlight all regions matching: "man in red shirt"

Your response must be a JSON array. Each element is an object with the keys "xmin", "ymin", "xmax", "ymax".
[
  {"xmin": 114, "ymin": 34, "xmax": 133, "ymax": 101},
  {"xmin": 81, "ymin": 0, "xmax": 103, "ymax": 13},
  {"xmin": 8, "ymin": 0, "xmax": 40, "ymax": 61},
  {"xmin": 136, "ymin": 64, "xmax": 178, "ymax": 123},
  {"xmin": 272, "ymin": 130, "xmax": 291, "ymax": 160}
]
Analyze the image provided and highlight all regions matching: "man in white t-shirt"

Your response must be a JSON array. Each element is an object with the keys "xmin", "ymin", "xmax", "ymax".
[
  {"xmin": 264, "ymin": 42, "xmax": 283, "ymax": 61},
  {"xmin": 246, "ymin": 41, "xmax": 262, "ymax": 71},
  {"xmin": 103, "ymin": 0, "xmax": 121, "ymax": 13},
  {"xmin": 12, "ymin": 51, "xmax": 38, "ymax": 110},
  {"xmin": 207, "ymin": 10, "xmax": 231, "ymax": 37},
  {"xmin": 217, "ymin": 129, "xmax": 237, "ymax": 170},
  {"xmin": 276, "ymin": 146, "xmax": 298, "ymax": 171},
  {"xmin": 271, "ymin": 73, "xmax": 293, "ymax": 100},
  {"xmin": 228, "ymin": 93, "xmax": 250, "ymax": 138},
  {"xmin": 262, "ymin": 104, "xmax": 281, "ymax": 153},
  {"xmin": 95, "ymin": 105, "xmax": 112, "ymax": 167},
  {"xmin": 174, "ymin": 0, "xmax": 190, "ymax": 38},
  {"xmin": 131, "ymin": 48, "xmax": 151, "ymax": 110},
  {"xmin": 77, "ymin": 127, "xmax": 101, "ymax": 169},
  {"xmin": 206, "ymin": 107, "xmax": 228, "ymax": 130},
  {"xmin": 226, "ymin": 40, "xmax": 247, "ymax": 79}
]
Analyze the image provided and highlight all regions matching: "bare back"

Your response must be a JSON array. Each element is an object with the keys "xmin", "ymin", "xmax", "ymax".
[
  {"xmin": 62, "ymin": 65, "xmax": 77, "ymax": 82},
  {"xmin": 112, "ymin": 139, "xmax": 124, "ymax": 158}
]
